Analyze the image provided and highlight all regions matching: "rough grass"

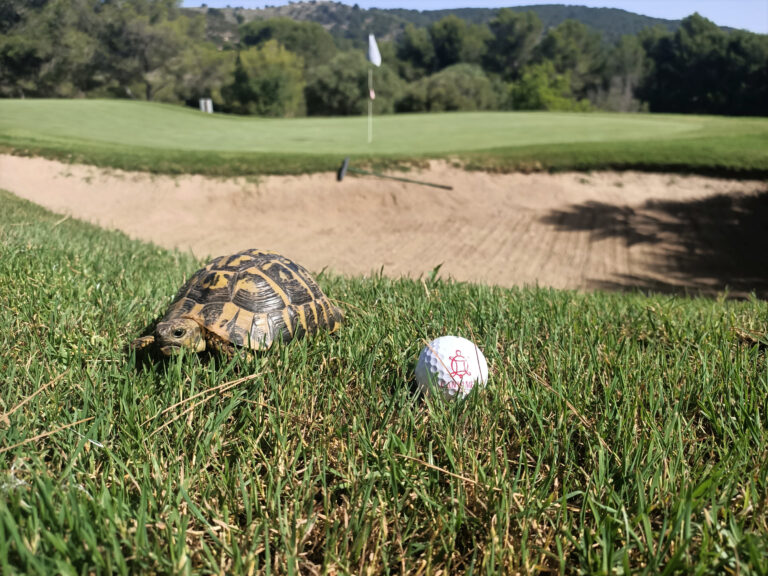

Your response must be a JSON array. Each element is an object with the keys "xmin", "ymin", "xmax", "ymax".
[
  {"xmin": 1, "ymin": 100, "xmax": 767, "ymax": 177},
  {"xmin": 1, "ymin": 188, "xmax": 767, "ymax": 574}
]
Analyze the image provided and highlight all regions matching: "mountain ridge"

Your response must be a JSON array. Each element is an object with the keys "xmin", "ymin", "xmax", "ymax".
[{"xmin": 185, "ymin": 2, "xmax": 686, "ymax": 46}]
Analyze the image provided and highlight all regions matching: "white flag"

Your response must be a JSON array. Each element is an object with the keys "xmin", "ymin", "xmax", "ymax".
[{"xmin": 367, "ymin": 34, "xmax": 382, "ymax": 67}]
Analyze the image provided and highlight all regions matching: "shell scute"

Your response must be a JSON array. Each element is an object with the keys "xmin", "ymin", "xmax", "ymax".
[
  {"xmin": 259, "ymin": 261, "xmax": 318, "ymax": 304},
  {"xmin": 233, "ymin": 270, "xmax": 289, "ymax": 312}
]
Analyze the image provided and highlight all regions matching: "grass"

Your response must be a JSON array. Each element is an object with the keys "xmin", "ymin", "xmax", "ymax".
[
  {"xmin": 1, "ymin": 187, "xmax": 767, "ymax": 574},
  {"xmin": 1, "ymin": 99, "xmax": 767, "ymax": 177}
]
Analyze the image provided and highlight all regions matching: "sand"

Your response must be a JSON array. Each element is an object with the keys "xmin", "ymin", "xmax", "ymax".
[{"xmin": 2, "ymin": 154, "xmax": 767, "ymax": 297}]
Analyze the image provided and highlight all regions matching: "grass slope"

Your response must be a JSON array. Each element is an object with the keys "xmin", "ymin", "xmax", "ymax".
[
  {"xmin": 1, "ymin": 188, "xmax": 767, "ymax": 574},
  {"xmin": 1, "ymin": 99, "xmax": 767, "ymax": 176}
]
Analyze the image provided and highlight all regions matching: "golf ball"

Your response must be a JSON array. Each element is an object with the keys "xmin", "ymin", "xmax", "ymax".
[{"xmin": 415, "ymin": 335, "xmax": 489, "ymax": 399}]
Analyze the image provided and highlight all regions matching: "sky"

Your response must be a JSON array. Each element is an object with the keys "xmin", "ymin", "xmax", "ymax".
[{"xmin": 182, "ymin": 0, "xmax": 768, "ymax": 34}]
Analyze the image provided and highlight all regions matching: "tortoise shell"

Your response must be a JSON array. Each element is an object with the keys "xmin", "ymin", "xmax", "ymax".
[{"xmin": 162, "ymin": 249, "xmax": 342, "ymax": 350}]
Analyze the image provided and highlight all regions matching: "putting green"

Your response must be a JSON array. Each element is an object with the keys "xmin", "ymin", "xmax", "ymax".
[
  {"xmin": 0, "ymin": 99, "xmax": 704, "ymax": 155},
  {"xmin": 2, "ymin": 99, "xmax": 766, "ymax": 177}
]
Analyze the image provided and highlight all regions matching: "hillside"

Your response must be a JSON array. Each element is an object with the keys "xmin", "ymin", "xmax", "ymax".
[
  {"xmin": 381, "ymin": 5, "xmax": 679, "ymax": 40},
  {"xmin": 184, "ymin": 1, "xmax": 682, "ymax": 46}
]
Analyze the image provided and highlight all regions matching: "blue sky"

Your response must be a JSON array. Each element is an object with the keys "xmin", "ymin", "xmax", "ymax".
[{"xmin": 183, "ymin": 1, "xmax": 768, "ymax": 34}]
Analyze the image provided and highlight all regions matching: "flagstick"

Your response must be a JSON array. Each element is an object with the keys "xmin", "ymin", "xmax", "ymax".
[{"xmin": 368, "ymin": 68, "xmax": 373, "ymax": 144}]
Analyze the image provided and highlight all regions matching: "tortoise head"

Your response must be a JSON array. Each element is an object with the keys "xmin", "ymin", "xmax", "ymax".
[{"xmin": 155, "ymin": 318, "xmax": 206, "ymax": 356}]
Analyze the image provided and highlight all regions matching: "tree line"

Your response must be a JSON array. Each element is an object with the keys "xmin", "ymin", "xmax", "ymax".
[{"xmin": 1, "ymin": 0, "xmax": 766, "ymax": 116}]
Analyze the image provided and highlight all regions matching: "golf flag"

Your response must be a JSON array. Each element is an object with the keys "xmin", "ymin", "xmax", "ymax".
[
  {"xmin": 367, "ymin": 34, "xmax": 381, "ymax": 143},
  {"xmin": 367, "ymin": 34, "xmax": 382, "ymax": 67}
]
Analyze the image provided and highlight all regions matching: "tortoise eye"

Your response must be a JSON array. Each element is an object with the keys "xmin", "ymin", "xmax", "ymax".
[{"xmin": 173, "ymin": 328, "xmax": 186, "ymax": 338}]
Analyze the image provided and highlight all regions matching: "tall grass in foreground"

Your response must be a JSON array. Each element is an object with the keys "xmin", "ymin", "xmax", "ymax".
[{"xmin": 1, "ymin": 188, "xmax": 767, "ymax": 574}]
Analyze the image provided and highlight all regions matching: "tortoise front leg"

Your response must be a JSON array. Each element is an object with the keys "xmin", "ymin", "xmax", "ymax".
[
  {"xmin": 205, "ymin": 333, "xmax": 237, "ymax": 358},
  {"xmin": 130, "ymin": 335, "xmax": 156, "ymax": 351},
  {"xmin": 205, "ymin": 333, "xmax": 256, "ymax": 363}
]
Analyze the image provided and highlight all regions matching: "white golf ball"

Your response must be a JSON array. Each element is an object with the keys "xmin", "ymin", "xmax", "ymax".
[{"xmin": 415, "ymin": 335, "xmax": 489, "ymax": 400}]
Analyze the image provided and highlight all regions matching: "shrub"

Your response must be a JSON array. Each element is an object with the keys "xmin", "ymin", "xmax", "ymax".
[
  {"xmin": 221, "ymin": 40, "xmax": 306, "ymax": 117},
  {"xmin": 305, "ymin": 51, "xmax": 404, "ymax": 116},
  {"xmin": 397, "ymin": 64, "xmax": 498, "ymax": 112},
  {"xmin": 509, "ymin": 61, "xmax": 592, "ymax": 111}
]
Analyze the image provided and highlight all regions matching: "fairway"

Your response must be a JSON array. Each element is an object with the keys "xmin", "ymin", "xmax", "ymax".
[
  {"xmin": 1, "ymin": 99, "xmax": 767, "ymax": 176},
  {"xmin": 2, "ymin": 188, "xmax": 767, "ymax": 574}
]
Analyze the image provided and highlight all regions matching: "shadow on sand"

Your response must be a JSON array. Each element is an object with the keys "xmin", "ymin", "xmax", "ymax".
[{"xmin": 540, "ymin": 188, "xmax": 768, "ymax": 298}]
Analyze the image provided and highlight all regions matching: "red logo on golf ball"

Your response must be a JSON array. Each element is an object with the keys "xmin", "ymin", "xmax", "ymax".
[
  {"xmin": 442, "ymin": 350, "xmax": 472, "ymax": 392},
  {"xmin": 449, "ymin": 350, "xmax": 471, "ymax": 380}
]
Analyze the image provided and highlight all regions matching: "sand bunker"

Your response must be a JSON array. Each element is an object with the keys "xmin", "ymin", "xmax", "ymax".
[{"xmin": 2, "ymin": 154, "xmax": 767, "ymax": 297}]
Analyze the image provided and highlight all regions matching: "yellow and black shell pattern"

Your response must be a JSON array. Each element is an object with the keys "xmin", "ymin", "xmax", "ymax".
[{"xmin": 162, "ymin": 249, "xmax": 343, "ymax": 350}]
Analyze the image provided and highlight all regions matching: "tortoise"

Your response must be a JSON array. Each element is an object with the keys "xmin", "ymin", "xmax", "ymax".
[{"xmin": 131, "ymin": 249, "xmax": 343, "ymax": 356}]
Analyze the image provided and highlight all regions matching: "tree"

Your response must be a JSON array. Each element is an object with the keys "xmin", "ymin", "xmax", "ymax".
[
  {"xmin": 721, "ymin": 31, "xmax": 768, "ymax": 116},
  {"xmin": 484, "ymin": 9, "xmax": 542, "ymax": 80},
  {"xmin": 222, "ymin": 40, "xmax": 306, "ymax": 116},
  {"xmin": 534, "ymin": 19, "xmax": 605, "ymax": 98},
  {"xmin": 397, "ymin": 64, "xmax": 498, "ymax": 113},
  {"xmin": 594, "ymin": 34, "xmax": 646, "ymax": 111},
  {"xmin": 0, "ymin": 0, "xmax": 218, "ymax": 102},
  {"xmin": 0, "ymin": 0, "xmax": 51, "ymax": 33},
  {"xmin": 396, "ymin": 24, "xmax": 435, "ymax": 80},
  {"xmin": 0, "ymin": 33, "xmax": 44, "ymax": 96},
  {"xmin": 428, "ymin": 16, "xmax": 490, "ymax": 71},
  {"xmin": 640, "ymin": 14, "xmax": 768, "ymax": 115},
  {"xmin": 240, "ymin": 18, "xmax": 336, "ymax": 69},
  {"xmin": 100, "ymin": 0, "xmax": 197, "ymax": 101},
  {"xmin": 642, "ymin": 14, "xmax": 727, "ymax": 113},
  {"xmin": 510, "ymin": 61, "xmax": 591, "ymax": 111},
  {"xmin": 305, "ymin": 51, "xmax": 403, "ymax": 116},
  {"xmin": 172, "ymin": 42, "xmax": 234, "ymax": 109},
  {"xmin": 0, "ymin": 0, "xmax": 104, "ymax": 97}
]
